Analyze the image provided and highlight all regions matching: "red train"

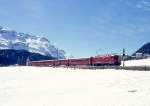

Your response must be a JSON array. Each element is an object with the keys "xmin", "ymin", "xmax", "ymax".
[{"xmin": 30, "ymin": 55, "xmax": 121, "ymax": 67}]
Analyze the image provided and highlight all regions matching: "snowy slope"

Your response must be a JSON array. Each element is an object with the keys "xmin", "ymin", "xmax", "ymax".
[
  {"xmin": 122, "ymin": 58, "xmax": 150, "ymax": 66},
  {"xmin": 0, "ymin": 66, "xmax": 150, "ymax": 106},
  {"xmin": 0, "ymin": 26, "xmax": 65, "ymax": 59}
]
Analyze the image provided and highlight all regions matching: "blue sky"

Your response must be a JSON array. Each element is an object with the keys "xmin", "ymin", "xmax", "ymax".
[{"xmin": 0, "ymin": 0, "xmax": 150, "ymax": 57}]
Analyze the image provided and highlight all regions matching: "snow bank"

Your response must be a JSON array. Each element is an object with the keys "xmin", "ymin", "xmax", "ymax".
[
  {"xmin": 123, "ymin": 58, "xmax": 150, "ymax": 66},
  {"xmin": 0, "ymin": 66, "xmax": 150, "ymax": 106}
]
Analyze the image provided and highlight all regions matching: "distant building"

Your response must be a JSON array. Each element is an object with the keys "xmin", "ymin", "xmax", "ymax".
[{"xmin": 135, "ymin": 53, "xmax": 143, "ymax": 59}]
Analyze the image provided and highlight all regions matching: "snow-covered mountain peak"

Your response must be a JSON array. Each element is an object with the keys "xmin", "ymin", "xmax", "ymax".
[{"xmin": 0, "ymin": 26, "xmax": 66, "ymax": 59}]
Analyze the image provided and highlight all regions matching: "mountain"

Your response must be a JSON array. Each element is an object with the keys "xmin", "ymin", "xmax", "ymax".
[
  {"xmin": 0, "ymin": 26, "xmax": 65, "ymax": 59},
  {"xmin": 0, "ymin": 49, "xmax": 54, "ymax": 66},
  {"xmin": 133, "ymin": 42, "xmax": 150, "ymax": 56}
]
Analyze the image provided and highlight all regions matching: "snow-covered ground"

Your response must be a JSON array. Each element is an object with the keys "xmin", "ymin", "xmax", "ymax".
[
  {"xmin": 123, "ymin": 58, "xmax": 150, "ymax": 66},
  {"xmin": 0, "ymin": 66, "xmax": 150, "ymax": 106}
]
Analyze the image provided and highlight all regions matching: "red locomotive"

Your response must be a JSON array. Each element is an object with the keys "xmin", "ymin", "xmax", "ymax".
[{"xmin": 30, "ymin": 55, "xmax": 121, "ymax": 67}]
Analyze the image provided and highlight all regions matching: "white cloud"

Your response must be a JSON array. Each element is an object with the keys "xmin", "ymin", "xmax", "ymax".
[{"xmin": 136, "ymin": 0, "xmax": 150, "ymax": 11}]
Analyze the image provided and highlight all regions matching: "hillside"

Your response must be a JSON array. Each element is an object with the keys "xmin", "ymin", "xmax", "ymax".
[
  {"xmin": 0, "ymin": 49, "xmax": 54, "ymax": 66},
  {"xmin": 133, "ymin": 42, "xmax": 150, "ymax": 56}
]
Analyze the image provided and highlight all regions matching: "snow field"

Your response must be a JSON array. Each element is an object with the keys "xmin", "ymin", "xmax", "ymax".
[{"xmin": 0, "ymin": 66, "xmax": 150, "ymax": 106}]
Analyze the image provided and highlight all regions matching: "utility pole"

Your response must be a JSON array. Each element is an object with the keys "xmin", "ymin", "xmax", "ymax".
[
  {"xmin": 26, "ymin": 57, "xmax": 30, "ymax": 66},
  {"xmin": 56, "ymin": 48, "xmax": 59, "ymax": 67},
  {"xmin": 57, "ymin": 48, "xmax": 59, "ymax": 60},
  {"xmin": 123, "ymin": 48, "xmax": 125, "ymax": 68}
]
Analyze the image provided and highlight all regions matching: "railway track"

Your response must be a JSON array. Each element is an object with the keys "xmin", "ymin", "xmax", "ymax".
[{"xmin": 55, "ymin": 65, "xmax": 150, "ymax": 71}]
